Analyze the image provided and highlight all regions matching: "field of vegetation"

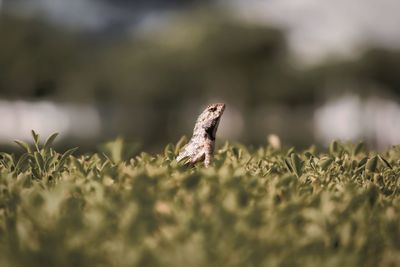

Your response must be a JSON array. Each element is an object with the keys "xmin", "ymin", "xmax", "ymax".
[{"xmin": 0, "ymin": 132, "xmax": 399, "ymax": 267}]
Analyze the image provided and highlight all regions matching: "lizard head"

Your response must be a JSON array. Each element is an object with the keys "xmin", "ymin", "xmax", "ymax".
[
  {"xmin": 205, "ymin": 102, "xmax": 225, "ymax": 118},
  {"xmin": 194, "ymin": 103, "xmax": 226, "ymax": 140}
]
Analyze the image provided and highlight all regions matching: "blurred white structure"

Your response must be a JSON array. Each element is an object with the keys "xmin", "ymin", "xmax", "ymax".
[
  {"xmin": 229, "ymin": 0, "xmax": 400, "ymax": 63},
  {"xmin": 314, "ymin": 94, "xmax": 400, "ymax": 149},
  {"xmin": 267, "ymin": 134, "xmax": 281, "ymax": 149},
  {"xmin": 0, "ymin": 100, "xmax": 101, "ymax": 142},
  {"xmin": 4, "ymin": 0, "xmax": 115, "ymax": 30}
]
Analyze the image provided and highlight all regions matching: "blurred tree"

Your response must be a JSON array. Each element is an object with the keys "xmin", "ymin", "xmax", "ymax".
[
  {"xmin": 0, "ymin": 15, "xmax": 83, "ymax": 99},
  {"xmin": 356, "ymin": 49, "xmax": 400, "ymax": 95},
  {"xmin": 1, "ymin": 8, "xmax": 400, "ymax": 150}
]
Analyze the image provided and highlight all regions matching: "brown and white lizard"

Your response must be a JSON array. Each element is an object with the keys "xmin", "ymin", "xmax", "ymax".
[{"xmin": 176, "ymin": 103, "xmax": 226, "ymax": 167}]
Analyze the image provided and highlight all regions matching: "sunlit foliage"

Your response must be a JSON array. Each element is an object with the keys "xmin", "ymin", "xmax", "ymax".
[{"xmin": 0, "ymin": 132, "xmax": 399, "ymax": 267}]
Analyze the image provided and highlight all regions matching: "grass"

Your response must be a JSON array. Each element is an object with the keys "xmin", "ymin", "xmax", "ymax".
[{"xmin": 0, "ymin": 131, "xmax": 399, "ymax": 267}]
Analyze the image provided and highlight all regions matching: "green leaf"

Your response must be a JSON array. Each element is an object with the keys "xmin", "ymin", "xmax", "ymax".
[
  {"xmin": 14, "ymin": 140, "xmax": 32, "ymax": 153},
  {"xmin": 329, "ymin": 140, "xmax": 339, "ymax": 154},
  {"xmin": 61, "ymin": 147, "xmax": 79, "ymax": 162},
  {"xmin": 44, "ymin": 155, "xmax": 58, "ymax": 171},
  {"xmin": 0, "ymin": 152, "xmax": 14, "ymax": 162},
  {"xmin": 358, "ymin": 157, "xmax": 368, "ymax": 167},
  {"xmin": 43, "ymin": 133, "xmax": 59, "ymax": 151},
  {"xmin": 378, "ymin": 155, "xmax": 392, "ymax": 169},
  {"xmin": 164, "ymin": 143, "xmax": 175, "ymax": 159},
  {"xmin": 34, "ymin": 152, "xmax": 44, "ymax": 173},
  {"xmin": 232, "ymin": 147, "xmax": 241, "ymax": 159},
  {"xmin": 290, "ymin": 153, "xmax": 303, "ymax": 177},
  {"xmin": 0, "ymin": 153, "xmax": 15, "ymax": 170},
  {"xmin": 31, "ymin": 130, "xmax": 40, "ymax": 151},
  {"xmin": 15, "ymin": 153, "xmax": 30, "ymax": 173},
  {"xmin": 365, "ymin": 156, "xmax": 378, "ymax": 172},
  {"xmin": 319, "ymin": 157, "xmax": 334, "ymax": 171},
  {"xmin": 101, "ymin": 152, "xmax": 114, "ymax": 165},
  {"xmin": 286, "ymin": 147, "xmax": 295, "ymax": 157},
  {"xmin": 175, "ymin": 136, "xmax": 188, "ymax": 155},
  {"xmin": 71, "ymin": 157, "xmax": 86, "ymax": 175},
  {"xmin": 277, "ymin": 174, "xmax": 297, "ymax": 187},
  {"xmin": 31, "ymin": 167, "xmax": 41, "ymax": 180},
  {"xmin": 56, "ymin": 147, "xmax": 78, "ymax": 171},
  {"xmin": 304, "ymin": 152, "xmax": 313, "ymax": 159},
  {"xmin": 97, "ymin": 138, "xmax": 139, "ymax": 163},
  {"xmin": 100, "ymin": 160, "xmax": 111, "ymax": 171},
  {"xmin": 353, "ymin": 141, "xmax": 364, "ymax": 156},
  {"xmin": 284, "ymin": 158, "xmax": 293, "ymax": 173},
  {"xmin": 0, "ymin": 152, "xmax": 13, "ymax": 170}
]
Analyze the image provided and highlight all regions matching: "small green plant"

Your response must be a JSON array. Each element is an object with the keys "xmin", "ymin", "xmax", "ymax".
[
  {"xmin": 12, "ymin": 130, "xmax": 78, "ymax": 182},
  {"xmin": 0, "ymin": 136, "xmax": 399, "ymax": 267}
]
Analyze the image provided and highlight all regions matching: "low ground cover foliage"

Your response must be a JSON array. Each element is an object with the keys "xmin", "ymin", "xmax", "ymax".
[{"xmin": 0, "ymin": 132, "xmax": 399, "ymax": 267}]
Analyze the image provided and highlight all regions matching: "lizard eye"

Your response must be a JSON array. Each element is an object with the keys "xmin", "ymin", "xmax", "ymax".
[{"xmin": 209, "ymin": 107, "xmax": 217, "ymax": 112}]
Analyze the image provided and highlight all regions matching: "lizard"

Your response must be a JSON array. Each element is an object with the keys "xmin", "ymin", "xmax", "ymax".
[{"xmin": 176, "ymin": 103, "xmax": 226, "ymax": 167}]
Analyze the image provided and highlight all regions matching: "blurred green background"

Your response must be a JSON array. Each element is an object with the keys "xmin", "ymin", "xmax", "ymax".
[{"xmin": 0, "ymin": 0, "xmax": 400, "ymax": 152}]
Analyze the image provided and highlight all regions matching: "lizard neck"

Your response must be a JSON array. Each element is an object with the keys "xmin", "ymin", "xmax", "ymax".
[
  {"xmin": 192, "ymin": 117, "xmax": 221, "ymax": 142},
  {"xmin": 192, "ymin": 128, "xmax": 215, "ymax": 141}
]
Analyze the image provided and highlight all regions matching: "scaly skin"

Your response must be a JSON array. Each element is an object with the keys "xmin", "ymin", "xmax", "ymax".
[{"xmin": 176, "ymin": 103, "xmax": 226, "ymax": 167}]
